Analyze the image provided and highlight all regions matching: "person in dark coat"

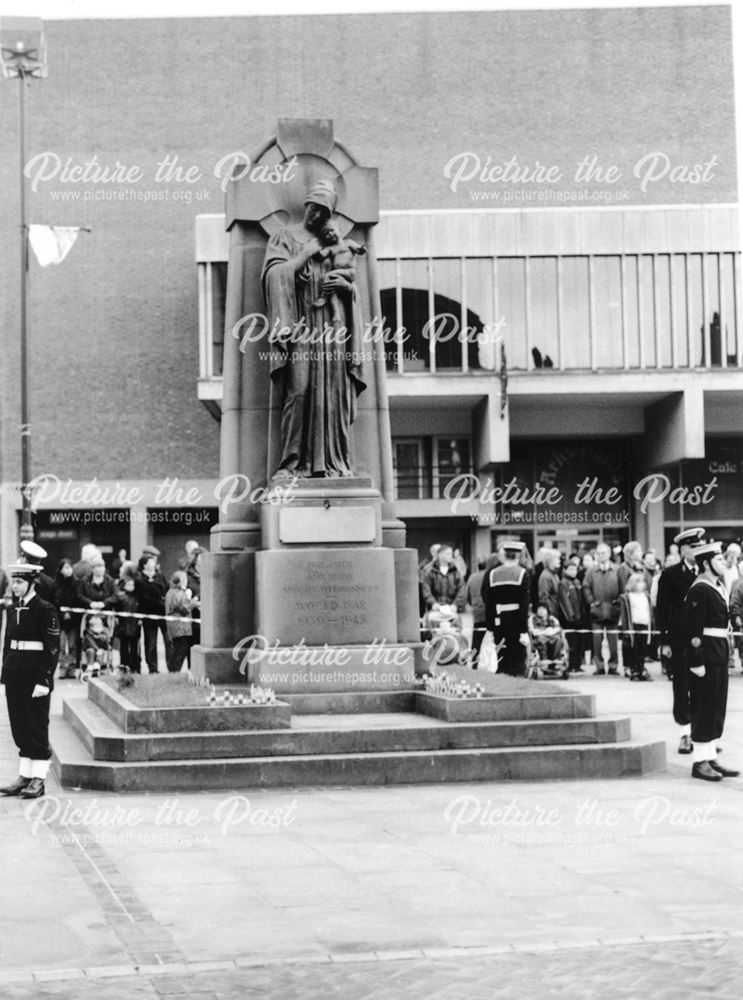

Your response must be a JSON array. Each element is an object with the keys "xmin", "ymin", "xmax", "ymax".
[
  {"xmin": 582, "ymin": 543, "xmax": 620, "ymax": 675},
  {"xmin": 53, "ymin": 558, "xmax": 81, "ymax": 679},
  {"xmin": 115, "ymin": 576, "xmax": 141, "ymax": 672},
  {"xmin": 135, "ymin": 555, "xmax": 166, "ymax": 674},
  {"xmin": 656, "ymin": 527, "xmax": 704, "ymax": 753},
  {"xmin": 481, "ymin": 540, "xmax": 530, "ymax": 676},
  {"xmin": 0, "ymin": 561, "xmax": 60, "ymax": 799},
  {"xmin": 185, "ymin": 547, "xmax": 204, "ymax": 648},
  {"xmin": 684, "ymin": 541, "xmax": 740, "ymax": 782},
  {"xmin": 465, "ymin": 560, "xmax": 487, "ymax": 668},
  {"xmin": 420, "ymin": 545, "xmax": 466, "ymax": 614},
  {"xmin": 140, "ymin": 545, "xmax": 173, "ymax": 667},
  {"xmin": 558, "ymin": 560, "xmax": 586, "ymax": 672}
]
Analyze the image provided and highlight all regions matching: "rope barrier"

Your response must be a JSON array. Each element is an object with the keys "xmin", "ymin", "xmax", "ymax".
[
  {"xmin": 56, "ymin": 605, "xmax": 194, "ymax": 625},
  {"xmin": 457, "ymin": 624, "xmax": 743, "ymax": 638}
]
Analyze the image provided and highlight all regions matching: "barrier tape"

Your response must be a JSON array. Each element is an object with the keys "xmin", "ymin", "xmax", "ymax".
[
  {"xmin": 460, "ymin": 624, "xmax": 743, "ymax": 638},
  {"xmin": 56, "ymin": 605, "xmax": 194, "ymax": 625}
]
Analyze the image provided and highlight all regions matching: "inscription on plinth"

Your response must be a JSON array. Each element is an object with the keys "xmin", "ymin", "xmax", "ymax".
[{"xmin": 255, "ymin": 548, "xmax": 398, "ymax": 645}]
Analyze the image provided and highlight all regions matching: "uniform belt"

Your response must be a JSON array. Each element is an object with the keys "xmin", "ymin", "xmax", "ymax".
[
  {"xmin": 9, "ymin": 640, "xmax": 44, "ymax": 651},
  {"xmin": 496, "ymin": 603, "xmax": 519, "ymax": 612},
  {"xmin": 702, "ymin": 628, "xmax": 729, "ymax": 638}
]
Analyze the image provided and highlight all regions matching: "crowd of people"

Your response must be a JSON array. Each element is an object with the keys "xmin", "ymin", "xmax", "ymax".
[
  {"xmin": 1, "ymin": 539, "xmax": 206, "ymax": 679},
  {"xmin": 418, "ymin": 537, "xmax": 743, "ymax": 681}
]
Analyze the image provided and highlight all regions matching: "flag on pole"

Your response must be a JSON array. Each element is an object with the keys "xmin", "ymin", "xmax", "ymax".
[{"xmin": 28, "ymin": 225, "xmax": 82, "ymax": 267}]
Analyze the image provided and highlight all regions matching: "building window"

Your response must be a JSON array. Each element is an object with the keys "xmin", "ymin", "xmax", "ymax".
[
  {"xmin": 198, "ymin": 261, "xmax": 227, "ymax": 377},
  {"xmin": 393, "ymin": 436, "xmax": 472, "ymax": 499}
]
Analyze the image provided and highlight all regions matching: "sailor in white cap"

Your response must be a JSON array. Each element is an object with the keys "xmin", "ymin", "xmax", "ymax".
[
  {"xmin": 481, "ymin": 541, "xmax": 530, "ymax": 676},
  {"xmin": 19, "ymin": 538, "xmax": 56, "ymax": 604},
  {"xmin": 0, "ymin": 560, "xmax": 60, "ymax": 799},
  {"xmin": 684, "ymin": 541, "xmax": 739, "ymax": 782},
  {"xmin": 655, "ymin": 527, "xmax": 705, "ymax": 754}
]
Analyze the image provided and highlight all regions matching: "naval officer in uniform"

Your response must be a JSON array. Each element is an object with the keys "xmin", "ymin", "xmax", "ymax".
[
  {"xmin": 655, "ymin": 526, "xmax": 705, "ymax": 754},
  {"xmin": 0, "ymin": 560, "xmax": 60, "ymax": 799},
  {"xmin": 481, "ymin": 540, "xmax": 530, "ymax": 676},
  {"xmin": 684, "ymin": 540, "xmax": 739, "ymax": 782}
]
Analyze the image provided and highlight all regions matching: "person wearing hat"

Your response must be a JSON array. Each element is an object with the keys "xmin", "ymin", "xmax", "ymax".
[
  {"xmin": 655, "ymin": 527, "xmax": 705, "ymax": 754},
  {"xmin": 19, "ymin": 538, "xmax": 56, "ymax": 604},
  {"xmin": 684, "ymin": 541, "xmax": 739, "ymax": 782},
  {"xmin": 0, "ymin": 562, "xmax": 60, "ymax": 799},
  {"xmin": 261, "ymin": 178, "xmax": 366, "ymax": 478},
  {"xmin": 481, "ymin": 540, "xmax": 530, "ymax": 676}
]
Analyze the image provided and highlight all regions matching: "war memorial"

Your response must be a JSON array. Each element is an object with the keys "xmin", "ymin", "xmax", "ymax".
[{"xmin": 50, "ymin": 120, "xmax": 665, "ymax": 791}]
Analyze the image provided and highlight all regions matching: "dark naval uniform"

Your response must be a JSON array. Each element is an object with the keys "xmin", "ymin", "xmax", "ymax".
[
  {"xmin": 655, "ymin": 559, "xmax": 697, "ymax": 724},
  {"xmin": 481, "ymin": 562, "xmax": 530, "ymax": 676},
  {"xmin": 2, "ymin": 592, "xmax": 60, "ymax": 765},
  {"xmin": 684, "ymin": 577, "xmax": 730, "ymax": 754}
]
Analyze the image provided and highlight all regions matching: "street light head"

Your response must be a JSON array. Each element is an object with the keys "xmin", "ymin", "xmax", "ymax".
[{"xmin": 0, "ymin": 17, "xmax": 47, "ymax": 79}]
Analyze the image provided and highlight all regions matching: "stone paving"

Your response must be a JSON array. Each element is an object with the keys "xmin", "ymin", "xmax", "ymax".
[{"xmin": 1, "ymin": 663, "xmax": 742, "ymax": 999}]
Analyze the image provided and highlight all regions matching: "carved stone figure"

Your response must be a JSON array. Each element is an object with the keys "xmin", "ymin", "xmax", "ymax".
[{"xmin": 261, "ymin": 179, "xmax": 366, "ymax": 478}]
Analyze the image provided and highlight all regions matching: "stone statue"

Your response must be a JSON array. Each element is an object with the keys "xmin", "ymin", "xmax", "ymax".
[{"xmin": 261, "ymin": 179, "xmax": 366, "ymax": 478}]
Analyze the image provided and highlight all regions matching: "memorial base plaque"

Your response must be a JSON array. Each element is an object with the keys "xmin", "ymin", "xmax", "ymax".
[{"xmin": 256, "ymin": 548, "xmax": 398, "ymax": 646}]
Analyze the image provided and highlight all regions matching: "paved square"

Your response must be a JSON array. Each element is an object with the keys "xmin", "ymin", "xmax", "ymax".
[{"xmin": 1, "ymin": 667, "xmax": 742, "ymax": 998}]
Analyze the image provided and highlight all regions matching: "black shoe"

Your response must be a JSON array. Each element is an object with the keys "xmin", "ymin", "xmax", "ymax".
[
  {"xmin": 608, "ymin": 668, "xmax": 619, "ymax": 676},
  {"xmin": 692, "ymin": 762, "xmax": 723, "ymax": 782},
  {"xmin": 594, "ymin": 666, "xmax": 606, "ymax": 676},
  {"xmin": 640, "ymin": 670, "xmax": 654, "ymax": 682},
  {"xmin": 678, "ymin": 735, "xmax": 693, "ymax": 755},
  {"xmin": 19, "ymin": 778, "xmax": 45, "ymax": 799},
  {"xmin": 0, "ymin": 776, "xmax": 31, "ymax": 796},
  {"xmin": 708, "ymin": 760, "xmax": 740, "ymax": 778}
]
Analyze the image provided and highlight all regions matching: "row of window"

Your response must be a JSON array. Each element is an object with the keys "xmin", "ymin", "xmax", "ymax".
[
  {"xmin": 200, "ymin": 252, "xmax": 741, "ymax": 378},
  {"xmin": 378, "ymin": 253, "xmax": 741, "ymax": 373}
]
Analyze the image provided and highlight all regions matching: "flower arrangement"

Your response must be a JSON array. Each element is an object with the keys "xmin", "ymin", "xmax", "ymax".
[
  {"xmin": 205, "ymin": 683, "xmax": 277, "ymax": 706},
  {"xmin": 115, "ymin": 665, "xmax": 135, "ymax": 692},
  {"xmin": 423, "ymin": 672, "xmax": 484, "ymax": 699}
]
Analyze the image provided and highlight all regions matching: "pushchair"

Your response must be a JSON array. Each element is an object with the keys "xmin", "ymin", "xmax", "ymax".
[
  {"xmin": 421, "ymin": 604, "xmax": 470, "ymax": 671},
  {"xmin": 526, "ymin": 607, "xmax": 569, "ymax": 680},
  {"xmin": 79, "ymin": 613, "xmax": 115, "ymax": 681}
]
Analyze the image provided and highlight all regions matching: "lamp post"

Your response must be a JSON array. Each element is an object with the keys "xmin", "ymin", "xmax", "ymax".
[{"xmin": 0, "ymin": 17, "xmax": 46, "ymax": 542}]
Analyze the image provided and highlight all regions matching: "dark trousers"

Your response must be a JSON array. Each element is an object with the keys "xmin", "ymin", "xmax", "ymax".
[
  {"xmin": 495, "ymin": 633, "xmax": 526, "ymax": 676},
  {"xmin": 59, "ymin": 623, "xmax": 78, "ymax": 676},
  {"xmin": 118, "ymin": 635, "xmax": 141, "ymax": 672},
  {"xmin": 142, "ymin": 621, "xmax": 160, "ymax": 672},
  {"xmin": 623, "ymin": 633, "xmax": 650, "ymax": 677},
  {"xmin": 169, "ymin": 635, "xmax": 192, "ymax": 673},
  {"xmin": 5, "ymin": 677, "xmax": 52, "ymax": 761},
  {"xmin": 668, "ymin": 642, "xmax": 691, "ymax": 726},
  {"xmin": 564, "ymin": 623, "xmax": 584, "ymax": 670},
  {"xmin": 690, "ymin": 661, "xmax": 728, "ymax": 744}
]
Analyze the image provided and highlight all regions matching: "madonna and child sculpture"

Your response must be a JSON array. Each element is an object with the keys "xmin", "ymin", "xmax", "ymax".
[{"xmin": 262, "ymin": 178, "xmax": 366, "ymax": 478}]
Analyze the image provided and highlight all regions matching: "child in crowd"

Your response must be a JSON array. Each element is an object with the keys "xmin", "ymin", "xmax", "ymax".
[
  {"xmin": 81, "ymin": 614, "xmax": 112, "ymax": 679},
  {"xmin": 619, "ymin": 572, "xmax": 654, "ymax": 681},
  {"xmin": 115, "ymin": 576, "xmax": 141, "ymax": 673},
  {"xmin": 165, "ymin": 570, "xmax": 195, "ymax": 673}
]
